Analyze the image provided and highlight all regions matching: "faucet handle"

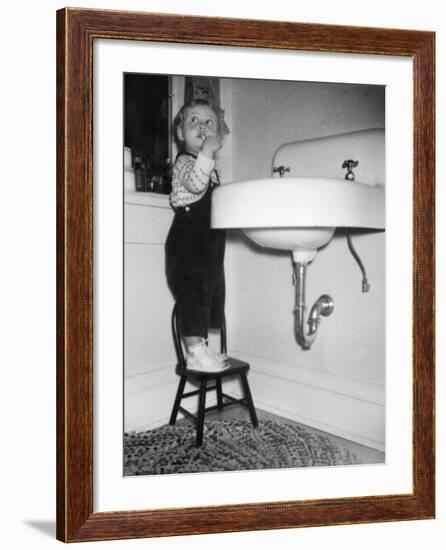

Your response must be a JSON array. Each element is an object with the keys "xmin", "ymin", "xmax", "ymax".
[
  {"xmin": 342, "ymin": 159, "xmax": 359, "ymax": 181},
  {"xmin": 273, "ymin": 165, "xmax": 291, "ymax": 178}
]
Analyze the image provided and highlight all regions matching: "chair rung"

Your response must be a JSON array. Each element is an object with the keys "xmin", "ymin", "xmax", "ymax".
[
  {"xmin": 201, "ymin": 401, "xmax": 236, "ymax": 414},
  {"xmin": 204, "ymin": 398, "xmax": 248, "ymax": 414},
  {"xmin": 223, "ymin": 396, "xmax": 252, "ymax": 408},
  {"xmin": 179, "ymin": 397, "xmax": 247, "ymax": 420},
  {"xmin": 182, "ymin": 389, "xmax": 200, "ymax": 398},
  {"xmin": 178, "ymin": 406, "xmax": 198, "ymax": 424},
  {"xmin": 182, "ymin": 385, "xmax": 217, "ymax": 399},
  {"xmin": 221, "ymin": 393, "xmax": 245, "ymax": 404}
]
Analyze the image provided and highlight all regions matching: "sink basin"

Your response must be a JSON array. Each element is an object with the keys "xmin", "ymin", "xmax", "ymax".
[
  {"xmin": 211, "ymin": 177, "xmax": 385, "ymax": 262},
  {"xmin": 243, "ymin": 226, "xmax": 336, "ymax": 262}
]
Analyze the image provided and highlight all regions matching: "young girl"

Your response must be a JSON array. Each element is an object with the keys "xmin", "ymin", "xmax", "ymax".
[{"xmin": 165, "ymin": 99, "xmax": 229, "ymax": 373}]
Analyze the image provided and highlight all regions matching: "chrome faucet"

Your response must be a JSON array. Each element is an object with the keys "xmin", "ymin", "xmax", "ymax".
[
  {"xmin": 273, "ymin": 165, "xmax": 291, "ymax": 178},
  {"xmin": 342, "ymin": 159, "xmax": 358, "ymax": 181}
]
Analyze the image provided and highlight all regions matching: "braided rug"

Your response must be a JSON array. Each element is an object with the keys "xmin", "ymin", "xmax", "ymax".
[{"xmin": 124, "ymin": 419, "xmax": 362, "ymax": 476}]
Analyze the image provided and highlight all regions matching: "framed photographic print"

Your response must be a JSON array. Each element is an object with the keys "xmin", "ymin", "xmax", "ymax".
[{"xmin": 56, "ymin": 8, "xmax": 435, "ymax": 542}]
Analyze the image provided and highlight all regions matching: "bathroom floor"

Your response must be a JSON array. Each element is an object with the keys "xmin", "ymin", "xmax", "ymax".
[{"xmin": 173, "ymin": 404, "xmax": 385, "ymax": 464}]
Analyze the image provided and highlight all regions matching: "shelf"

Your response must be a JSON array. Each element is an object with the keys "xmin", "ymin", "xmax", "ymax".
[{"xmin": 124, "ymin": 190, "xmax": 171, "ymax": 209}]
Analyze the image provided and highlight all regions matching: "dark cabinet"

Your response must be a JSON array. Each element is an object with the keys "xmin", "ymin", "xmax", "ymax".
[{"xmin": 124, "ymin": 74, "xmax": 172, "ymax": 194}]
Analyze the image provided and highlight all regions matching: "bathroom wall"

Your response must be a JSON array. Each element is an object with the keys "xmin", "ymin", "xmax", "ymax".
[
  {"xmin": 225, "ymin": 79, "xmax": 386, "ymax": 449},
  {"xmin": 230, "ymin": 80, "xmax": 384, "ymax": 181}
]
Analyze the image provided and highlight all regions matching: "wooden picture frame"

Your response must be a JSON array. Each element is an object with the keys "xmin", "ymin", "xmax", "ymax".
[{"xmin": 56, "ymin": 7, "xmax": 435, "ymax": 542}]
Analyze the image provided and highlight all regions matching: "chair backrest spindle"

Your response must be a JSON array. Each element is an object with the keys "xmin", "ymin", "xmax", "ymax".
[
  {"xmin": 171, "ymin": 304, "xmax": 186, "ymax": 369},
  {"xmin": 221, "ymin": 315, "xmax": 227, "ymax": 354}
]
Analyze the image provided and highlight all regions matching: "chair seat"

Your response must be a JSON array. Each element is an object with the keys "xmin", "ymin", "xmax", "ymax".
[{"xmin": 175, "ymin": 356, "xmax": 249, "ymax": 379}]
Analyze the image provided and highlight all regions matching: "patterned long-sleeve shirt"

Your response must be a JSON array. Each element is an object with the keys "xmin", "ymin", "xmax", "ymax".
[{"xmin": 169, "ymin": 152, "xmax": 221, "ymax": 208}]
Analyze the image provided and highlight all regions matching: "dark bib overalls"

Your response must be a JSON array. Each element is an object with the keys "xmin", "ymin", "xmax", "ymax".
[{"xmin": 165, "ymin": 154, "xmax": 226, "ymax": 337}]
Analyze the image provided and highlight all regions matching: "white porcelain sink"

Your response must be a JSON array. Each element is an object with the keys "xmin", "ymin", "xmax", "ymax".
[{"xmin": 211, "ymin": 177, "xmax": 385, "ymax": 262}]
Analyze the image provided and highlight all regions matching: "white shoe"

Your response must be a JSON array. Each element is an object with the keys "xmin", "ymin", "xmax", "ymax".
[
  {"xmin": 187, "ymin": 340, "xmax": 230, "ymax": 373},
  {"xmin": 203, "ymin": 339, "xmax": 229, "ymax": 365}
]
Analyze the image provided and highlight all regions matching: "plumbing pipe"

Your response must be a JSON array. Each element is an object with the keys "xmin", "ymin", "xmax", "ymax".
[{"xmin": 293, "ymin": 262, "xmax": 334, "ymax": 350}]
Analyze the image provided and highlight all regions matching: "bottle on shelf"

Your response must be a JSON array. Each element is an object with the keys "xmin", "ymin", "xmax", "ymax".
[{"xmin": 134, "ymin": 155, "xmax": 146, "ymax": 192}]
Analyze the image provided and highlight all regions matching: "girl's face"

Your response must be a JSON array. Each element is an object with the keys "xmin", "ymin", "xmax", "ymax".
[{"xmin": 177, "ymin": 104, "xmax": 219, "ymax": 154}]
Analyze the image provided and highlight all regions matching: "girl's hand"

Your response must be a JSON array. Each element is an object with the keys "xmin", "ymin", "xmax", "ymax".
[{"xmin": 201, "ymin": 136, "xmax": 222, "ymax": 158}]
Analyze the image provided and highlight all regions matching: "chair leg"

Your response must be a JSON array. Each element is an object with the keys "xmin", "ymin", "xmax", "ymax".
[
  {"xmin": 196, "ymin": 379, "xmax": 207, "ymax": 447},
  {"xmin": 216, "ymin": 378, "xmax": 223, "ymax": 409},
  {"xmin": 169, "ymin": 376, "xmax": 187, "ymax": 425},
  {"xmin": 239, "ymin": 372, "xmax": 258, "ymax": 427}
]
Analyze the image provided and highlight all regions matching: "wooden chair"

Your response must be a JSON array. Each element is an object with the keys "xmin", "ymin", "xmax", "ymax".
[{"xmin": 169, "ymin": 304, "xmax": 258, "ymax": 447}]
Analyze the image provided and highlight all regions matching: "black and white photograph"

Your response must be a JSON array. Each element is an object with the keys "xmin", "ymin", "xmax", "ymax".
[{"xmin": 123, "ymin": 73, "xmax": 386, "ymax": 476}]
